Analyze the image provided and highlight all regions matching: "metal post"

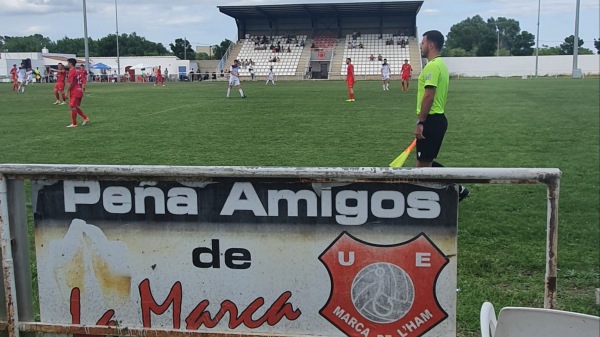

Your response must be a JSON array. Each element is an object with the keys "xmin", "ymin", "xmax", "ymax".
[
  {"xmin": 0, "ymin": 175, "xmax": 20, "ymax": 337},
  {"xmin": 535, "ymin": 0, "xmax": 541, "ymax": 77},
  {"xmin": 184, "ymin": 37, "xmax": 187, "ymax": 60},
  {"xmin": 544, "ymin": 177, "xmax": 560, "ymax": 309},
  {"xmin": 7, "ymin": 180, "xmax": 34, "ymax": 337},
  {"xmin": 82, "ymin": 0, "xmax": 90, "ymax": 79},
  {"xmin": 572, "ymin": 0, "xmax": 582, "ymax": 78},
  {"xmin": 116, "ymin": 0, "xmax": 121, "ymax": 77},
  {"xmin": 496, "ymin": 24, "xmax": 500, "ymax": 57}
]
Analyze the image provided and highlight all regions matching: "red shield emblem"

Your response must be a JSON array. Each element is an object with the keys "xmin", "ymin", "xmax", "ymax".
[
  {"xmin": 318, "ymin": 51, "xmax": 326, "ymax": 60},
  {"xmin": 319, "ymin": 232, "xmax": 449, "ymax": 337}
]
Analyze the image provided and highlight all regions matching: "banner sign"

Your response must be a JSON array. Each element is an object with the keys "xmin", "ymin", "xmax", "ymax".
[
  {"xmin": 310, "ymin": 49, "xmax": 333, "ymax": 61},
  {"xmin": 33, "ymin": 179, "xmax": 458, "ymax": 337}
]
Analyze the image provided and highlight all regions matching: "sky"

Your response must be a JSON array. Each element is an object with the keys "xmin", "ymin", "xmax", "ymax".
[{"xmin": 0, "ymin": 0, "xmax": 598, "ymax": 51}]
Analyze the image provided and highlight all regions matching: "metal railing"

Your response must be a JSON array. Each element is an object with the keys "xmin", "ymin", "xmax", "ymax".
[{"xmin": 0, "ymin": 165, "xmax": 561, "ymax": 337}]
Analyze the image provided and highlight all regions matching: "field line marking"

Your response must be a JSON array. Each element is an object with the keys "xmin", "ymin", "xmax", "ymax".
[{"xmin": 147, "ymin": 102, "xmax": 205, "ymax": 116}]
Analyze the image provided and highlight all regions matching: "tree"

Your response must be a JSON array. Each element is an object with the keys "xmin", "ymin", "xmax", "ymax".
[
  {"xmin": 1, "ymin": 34, "xmax": 55, "ymax": 52},
  {"xmin": 0, "ymin": 32, "xmax": 168, "ymax": 56},
  {"xmin": 559, "ymin": 35, "xmax": 584, "ymax": 55},
  {"xmin": 441, "ymin": 47, "xmax": 473, "ymax": 57},
  {"xmin": 446, "ymin": 15, "xmax": 499, "ymax": 56},
  {"xmin": 511, "ymin": 31, "xmax": 535, "ymax": 56},
  {"xmin": 212, "ymin": 39, "xmax": 233, "ymax": 60},
  {"xmin": 54, "ymin": 36, "xmax": 98, "ymax": 56},
  {"xmin": 196, "ymin": 52, "xmax": 211, "ymax": 60},
  {"xmin": 594, "ymin": 38, "xmax": 600, "ymax": 53},
  {"xmin": 537, "ymin": 44, "xmax": 560, "ymax": 55},
  {"xmin": 487, "ymin": 17, "xmax": 521, "ymax": 52},
  {"xmin": 170, "ymin": 38, "xmax": 196, "ymax": 60}
]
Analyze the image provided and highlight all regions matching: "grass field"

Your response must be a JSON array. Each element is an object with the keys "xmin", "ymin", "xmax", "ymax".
[{"xmin": 1, "ymin": 78, "xmax": 599, "ymax": 336}]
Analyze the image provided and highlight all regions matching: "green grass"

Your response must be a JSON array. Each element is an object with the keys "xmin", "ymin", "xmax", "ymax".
[{"xmin": 1, "ymin": 78, "xmax": 599, "ymax": 336}]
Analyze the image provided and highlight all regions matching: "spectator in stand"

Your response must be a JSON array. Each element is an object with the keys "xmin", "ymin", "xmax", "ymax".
[
  {"xmin": 164, "ymin": 68, "xmax": 168, "ymax": 82},
  {"xmin": 300, "ymin": 39, "xmax": 305, "ymax": 47},
  {"xmin": 249, "ymin": 65, "xmax": 255, "ymax": 81},
  {"xmin": 358, "ymin": 42, "xmax": 364, "ymax": 49},
  {"xmin": 352, "ymin": 31, "xmax": 358, "ymax": 40},
  {"xmin": 377, "ymin": 54, "xmax": 383, "ymax": 61},
  {"xmin": 369, "ymin": 54, "xmax": 375, "ymax": 61},
  {"xmin": 287, "ymin": 46, "xmax": 291, "ymax": 53}
]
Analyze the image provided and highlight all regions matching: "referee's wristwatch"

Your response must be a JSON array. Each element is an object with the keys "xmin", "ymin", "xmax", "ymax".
[{"xmin": 416, "ymin": 119, "xmax": 425, "ymax": 125}]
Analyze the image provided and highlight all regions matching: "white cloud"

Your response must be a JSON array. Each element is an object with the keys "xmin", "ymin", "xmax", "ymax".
[
  {"xmin": 0, "ymin": 0, "xmax": 597, "ymax": 49},
  {"xmin": 157, "ymin": 15, "xmax": 208, "ymax": 26},
  {"xmin": 0, "ymin": 0, "xmax": 79, "ymax": 15},
  {"xmin": 24, "ymin": 25, "xmax": 47, "ymax": 33},
  {"xmin": 423, "ymin": 9, "xmax": 440, "ymax": 16}
]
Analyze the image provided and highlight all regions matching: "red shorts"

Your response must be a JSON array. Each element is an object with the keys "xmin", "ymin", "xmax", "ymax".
[
  {"xmin": 157, "ymin": 76, "xmax": 163, "ymax": 83},
  {"xmin": 69, "ymin": 96, "xmax": 82, "ymax": 108},
  {"xmin": 54, "ymin": 82, "xmax": 65, "ymax": 91},
  {"xmin": 347, "ymin": 80, "xmax": 354, "ymax": 89},
  {"xmin": 402, "ymin": 75, "xmax": 410, "ymax": 81},
  {"xmin": 12, "ymin": 77, "xmax": 17, "ymax": 83}
]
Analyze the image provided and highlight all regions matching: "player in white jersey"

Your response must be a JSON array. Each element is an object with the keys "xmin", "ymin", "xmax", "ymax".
[
  {"xmin": 266, "ymin": 66, "xmax": 276, "ymax": 85},
  {"xmin": 26, "ymin": 68, "xmax": 34, "ymax": 85},
  {"xmin": 381, "ymin": 58, "xmax": 391, "ymax": 91},
  {"xmin": 226, "ymin": 60, "xmax": 246, "ymax": 98},
  {"xmin": 17, "ymin": 64, "xmax": 27, "ymax": 93}
]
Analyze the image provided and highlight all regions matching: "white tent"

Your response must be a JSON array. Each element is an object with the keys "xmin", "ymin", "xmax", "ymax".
[{"xmin": 131, "ymin": 63, "xmax": 153, "ymax": 70}]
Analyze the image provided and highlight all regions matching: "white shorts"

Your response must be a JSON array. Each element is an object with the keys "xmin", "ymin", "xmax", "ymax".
[
  {"xmin": 229, "ymin": 77, "xmax": 240, "ymax": 87},
  {"xmin": 382, "ymin": 74, "xmax": 390, "ymax": 80},
  {"xmin": 18, "ymin": 78, "xmax": 26, "ymax": 83}
]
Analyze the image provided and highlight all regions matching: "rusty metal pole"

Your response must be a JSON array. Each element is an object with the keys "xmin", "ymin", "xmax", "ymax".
[
  {"xmin": 545, "ymin": 176, "xmax": 560, "ymax": 309},
  {"xmin": 0, "ymin": 175, "xmax": 20, "ymax": 337},
  {"xmin": 7, "ymin": 180, "xmax": 34, "ymax": 337}
]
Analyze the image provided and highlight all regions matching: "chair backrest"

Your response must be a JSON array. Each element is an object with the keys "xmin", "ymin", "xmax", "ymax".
[
  {"xmin": 495, "ymin": 307, "xmax": 600, "ymax": 337},
  {"xmin": 480, "ymin": 302, "xmax": 498, "ymax": 337}
]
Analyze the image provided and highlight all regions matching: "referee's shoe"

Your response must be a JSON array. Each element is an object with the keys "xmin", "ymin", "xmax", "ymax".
[{"xmin": 459, "ymin": 186, "xmax": 470, "ymax": 202}]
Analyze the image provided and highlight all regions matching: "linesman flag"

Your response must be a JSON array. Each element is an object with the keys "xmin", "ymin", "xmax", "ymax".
[{"xmin": 389, "ymin": 139, "xmax": 417, "ymax": 167}]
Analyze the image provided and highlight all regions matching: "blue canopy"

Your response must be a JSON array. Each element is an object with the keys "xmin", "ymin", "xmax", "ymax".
[{"xmin": 90, "ymin": 62, "xmax": 111, "ymax": 70}]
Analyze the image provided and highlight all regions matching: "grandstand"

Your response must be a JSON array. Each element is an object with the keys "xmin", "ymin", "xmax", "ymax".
[
  {"xmin": 235, "ymin": 35, "xmax": 307, "ymax": 77},
  {"xmin": 342, "ymin": 34, "xmax": 414, "ymax": 77},
  {"xmin": 219, "ymin": 1, "xmax": 424, "ymax": 80}
]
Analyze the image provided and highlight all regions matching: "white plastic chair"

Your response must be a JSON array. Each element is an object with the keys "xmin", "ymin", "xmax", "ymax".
[
  {"xmin": 481, "ymin": 302, "xmax": 600, "ymax": 337},
  {"xmin": 481, "ymin": 302, "xmax": 498, "ymax": 337}
]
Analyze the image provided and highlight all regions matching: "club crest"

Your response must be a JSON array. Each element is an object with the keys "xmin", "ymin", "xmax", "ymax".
[{"xmin": 319, "ymin": 232, "xmax": 449, "ymax": 337}]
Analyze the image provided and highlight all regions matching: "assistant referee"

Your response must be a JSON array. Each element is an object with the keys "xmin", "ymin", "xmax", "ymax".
[{"xmin": 414, "ymin": 30, "xmax": 469, "ymax": 201}]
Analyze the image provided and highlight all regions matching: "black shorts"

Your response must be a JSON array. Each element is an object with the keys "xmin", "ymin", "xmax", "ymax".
[{"xmin": 416, "ymin": 114, "xmax": 447, "ymax": 162}]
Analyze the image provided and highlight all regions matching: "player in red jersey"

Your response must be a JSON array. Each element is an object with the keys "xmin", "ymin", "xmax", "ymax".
[
  {"xmin": 51, "ymin": 63, "xmax": 68, "ymax": 105},
  {"xmin": 400, "ymin": 59, "xmax": 413, "ymax": 91},
  {"xmin": 78, "ymin": 65, "xmax": 88, "ymax": 93},
  {"xmin": 345, "ymin": 58, "xmax": 355, "ymax": 102},
  {"xmin": 65, "ymin": 58, "xmax": 89, "ymax": 128},
  {"xmin": 155, "ymin": 65, "xmax": 165, "ymax": 86},
  {"xmin": 10, "ymin": 64, "xmax": 18, "ymax": 91}
]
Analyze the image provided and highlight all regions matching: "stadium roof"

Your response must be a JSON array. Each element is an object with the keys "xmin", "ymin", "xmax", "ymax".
[{"xmin": 218, "ymin": 1, "xmax": 424, "ymax": 19}]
